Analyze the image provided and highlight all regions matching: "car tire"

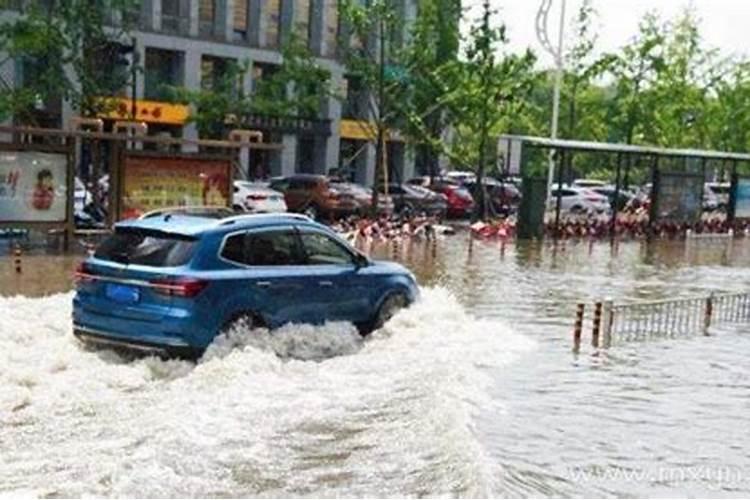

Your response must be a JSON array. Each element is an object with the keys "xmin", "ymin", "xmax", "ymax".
[
  {"xmin": 303, "ymin": 203, "xmax": 320, "ymax": 220},
  {"xmin": 220, "ymin": 312, "xmax": 262, "ymax": 336},
  {"xmin": 370, "ymin": 292, "xmax": 408, "ymax": 333},
  {"xmin": 232, "ymin": 204, "xmax": 245, "ymax": 212}
]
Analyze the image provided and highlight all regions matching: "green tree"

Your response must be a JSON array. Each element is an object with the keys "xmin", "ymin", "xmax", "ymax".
[
  {"xmin": 167, "ymin": 34, "xmax": 334, "ymax": 140},
  {"xmin": 0, "ymin": 0, "xmax": 140, "ymax": 124}
]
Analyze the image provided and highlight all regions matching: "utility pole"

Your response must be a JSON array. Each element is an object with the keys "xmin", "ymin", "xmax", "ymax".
[
  {"xmin": 536, "ymin": 0, "xmax": 567, "ymax": 194},
  {"xmin": 372, "ymin": 8, "xmax": 388, "ymax": 216}
]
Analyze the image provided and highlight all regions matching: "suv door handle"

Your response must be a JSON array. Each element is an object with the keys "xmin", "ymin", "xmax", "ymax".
[
  {"xmin": 318, "ymin": 280, "xmax": 334, "ymax": 287},
  {"xmin": 255, "ymin": 281, "xmax": 272, "ymax": 288}
]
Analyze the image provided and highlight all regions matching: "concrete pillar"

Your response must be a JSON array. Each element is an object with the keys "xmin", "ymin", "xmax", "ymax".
[
  {"xmin": 61, "ymin": 62, "xmax": 77, "ymax": 129},
  {"xmin": 280, "ymin": 134, "xmax": 298, "ymax": 176},
  {"xmin": 308, "ymin": 0, "xmax": 325, "ymax": 56},
  {"xmin": 279, "ymin": 0, "xmax": 294, "ymax": 45},
  {"xmin": 182, "ymin": 49, "xmax": 201, "ymax": 152},
  {"xmin": 133, "ymin": 37, "xmax": 146, "ymax": 101},
  {"xmin": 313, "ymin": 89, "xmax": 341, "ymax": 176},
  {"xmin": 217, "ymin": 0, "xmax": 235, "ymax": 42},
  {"xmin": 248, "ymin": 0, "xmax": 263, "ymax": 46},
  {"xmin": 356, "ymin": 142, "xmax": 376, "ymax": 187}
]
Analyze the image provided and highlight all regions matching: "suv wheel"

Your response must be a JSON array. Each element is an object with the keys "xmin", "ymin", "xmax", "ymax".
[
  {"xmin": 371, "ymin": 293, "xmax": 408, "ymax": 332},
  {"xmin": 221, "ymin": 313, "xmax": 258, "ymax": 336}
]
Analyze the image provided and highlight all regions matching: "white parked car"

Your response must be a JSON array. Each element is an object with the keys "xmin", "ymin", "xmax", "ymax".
[
  {"xmin": 704, "ymin": 182, "xmax": 730, "ymax": 209},
  {"xmin": 445, "ymin": 170, "xmax": 476, "ymax": 185},
  {"xmin": 572, "ymin": 179, "xmax": 607, "ymax": 189},
  {"xmin": 548, "ymin": 185, "xmax": 611, "ymax": 213},
  {"xmin": 232, "ymin": 181, "xmax": 287, "ymax": 213}
]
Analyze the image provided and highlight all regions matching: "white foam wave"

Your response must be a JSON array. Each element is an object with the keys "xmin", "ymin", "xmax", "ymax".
[{"xmin": 0, "ymin": 288, "xmax": 534, "ymax": 497}]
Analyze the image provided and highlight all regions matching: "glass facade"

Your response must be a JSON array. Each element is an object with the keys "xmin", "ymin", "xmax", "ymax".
[
  {"xmin": 233, "ymin": 0, "xmax": 249, "ymax": 38},
  {"xmin": 144, "ymin": 48, "xmax": 184, "ymax": 100},
  {"xmin": 293, "ymin": 0, "xmax": 311, "ymax": 42},
  {"xmin": 199, "ymin": 0, "xmax": 215, "ymax": 36},
  {"xmin": 262, "ymin": 0, "xmax": 282, "ymax": 48}
]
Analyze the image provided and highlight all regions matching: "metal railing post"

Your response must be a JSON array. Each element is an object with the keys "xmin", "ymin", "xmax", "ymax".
[
  {"xmin": 704, "ymin": 293, "xmax": 714, "ymax": 336},
  {"xmin": 603, "ymin": 299, "xmax": 614, "ymax": 349}
]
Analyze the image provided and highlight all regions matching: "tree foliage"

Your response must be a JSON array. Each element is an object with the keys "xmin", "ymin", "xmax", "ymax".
[
  {"xmin": 167, "ymin": 34, "xmax": 334, "ymax": 139},
  {"xmin": 0, "ymin": 0, "xmax": 139, "ymax": 123}
]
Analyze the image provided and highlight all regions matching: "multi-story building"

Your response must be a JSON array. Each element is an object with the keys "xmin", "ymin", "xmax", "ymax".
[{"xmin": 0, "ymin": 0, "xmax": 419, "ymax": 185}]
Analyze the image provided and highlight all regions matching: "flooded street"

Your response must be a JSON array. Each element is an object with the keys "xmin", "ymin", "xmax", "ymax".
[{"xmin": 1, "ymin": 234, "xmax": 750, "ymax": 497}]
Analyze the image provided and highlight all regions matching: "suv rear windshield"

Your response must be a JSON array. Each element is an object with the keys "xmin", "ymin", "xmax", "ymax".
[{"xmin": 95, "ymin": 229, "xmax": 198, "ymax": 267}]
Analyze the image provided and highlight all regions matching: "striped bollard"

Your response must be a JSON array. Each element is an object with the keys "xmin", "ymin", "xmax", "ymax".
[
  {"xmin": 573, "ymin": 303, "xmax": 585, "ymax": 353},
  {"xmin": 592, "ymin": 302, "xmax": 602, "ymax": 348}
]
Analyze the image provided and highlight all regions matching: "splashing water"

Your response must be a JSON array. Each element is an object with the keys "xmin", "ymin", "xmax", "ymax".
[{"xmin": 0, "ymin": 288, "xmax": 533, "ymax": 497}]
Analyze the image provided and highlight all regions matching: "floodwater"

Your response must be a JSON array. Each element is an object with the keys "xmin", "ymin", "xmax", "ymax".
[{"xmin": 1, "ymin": 234, "xmax": 750, "ymax": 497}]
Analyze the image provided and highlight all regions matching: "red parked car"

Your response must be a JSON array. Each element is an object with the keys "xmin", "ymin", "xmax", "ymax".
[{"xmin": 407, "ymin": 176, "xmax": 475, "ymax": 218}]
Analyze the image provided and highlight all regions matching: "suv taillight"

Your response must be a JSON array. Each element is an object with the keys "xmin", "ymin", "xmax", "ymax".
[
  {"xmin": 74, "ymin": 262, "xmax": 96, "ymax": 284},
  {"xmin": 246, "ymin": 194, "xmax": 268, "ymax": 202},
  {"xmin": 150, "ymin": 278, "xmax": 208, "ymax": 298}
]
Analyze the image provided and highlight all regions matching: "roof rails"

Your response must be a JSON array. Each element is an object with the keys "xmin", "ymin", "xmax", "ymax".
[{"xmin": 217, "ymin": 213, "xmax": 312, "ymax": 226}]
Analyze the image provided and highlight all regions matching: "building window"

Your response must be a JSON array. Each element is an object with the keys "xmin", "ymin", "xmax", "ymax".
[
  {"xmin": 199, "ymin": 0, "xmax": 215, "ymax": 36},
  {"xmin": 262, "ymin": 0, "xmax": 282, "ymax": 48},
  {"xmin": 252, "ymin": 62, "xmax": 279, "ymax": 93},
  {"xmin": 161, "ymin": 0, "xmax": 186, "ymax": 34},
  {"xmin": 342, "ymin": 74, "xmax": 365, "ymax": 120},
  {"xmin": 293, "ymin": 0, "xmax": 311, "ymax": 43},
  {"xmin": 323, "ymin": 0, "xmax": 338, "ymax": 57},
  {"xmin": 201, "ymin": 56, "xmax": 236, "ymax": 93},
  {"xmin": 233, "ymin": 0, "xmax": 249, "ymax": 39},
  {"xmin": 144, "ymin": 48, "xmax": 184, "ymax": 100}
]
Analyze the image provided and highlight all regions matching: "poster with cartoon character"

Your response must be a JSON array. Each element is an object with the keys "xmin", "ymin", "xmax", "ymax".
[
  {"xmin": 121, "ymin": 154, "xmax": 230, "ymax": 219},
  {"xmin": 0, "ymin": 151, "xmax": 68, "ymax": 222}
]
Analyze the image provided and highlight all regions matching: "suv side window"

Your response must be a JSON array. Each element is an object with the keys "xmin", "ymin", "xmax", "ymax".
[
  {"xmin": 246, "ymin": 231, "xmax": 302, "ymax": 265},
  {"xmin": 221, "ymin": 233, "xmax": 246, "ymax": 263},
  {"xmin": 299, "ymin": 231, "xmax": 355, "ymax": 266},
  {"xmin": 220, "ymin": 230, "xmax": 303, "ymax": 266}
]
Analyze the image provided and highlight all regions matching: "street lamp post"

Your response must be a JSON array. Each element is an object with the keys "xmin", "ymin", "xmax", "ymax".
[{"xmin": 536, "ymin": 0, "xmax": 567, "ymax": 194}]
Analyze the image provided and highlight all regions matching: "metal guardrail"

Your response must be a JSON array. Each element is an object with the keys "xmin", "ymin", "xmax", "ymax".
[{"xmin": 573, "ymin": 291, "xmax": 750, "ymax": 352}]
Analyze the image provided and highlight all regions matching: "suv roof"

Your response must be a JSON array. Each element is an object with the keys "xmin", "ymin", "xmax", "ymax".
[{"xmin": 116, "ymin": 213, "xmax": 315, "ymax": 238}]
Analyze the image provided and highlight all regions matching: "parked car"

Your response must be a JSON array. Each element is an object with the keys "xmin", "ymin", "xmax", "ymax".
[
  {"xmin": 405, "ymin": 176, "xmax": 474, "ymax": 218},
  {"xmin": 704, "ymin": 182, "xmax": 730, "ymax": 209},
  {"xmin": 445, "ymin": 170, "xmax": 476, "ymax": 185},
  {"xmin": 269, "ymin": 174, "xmax": 359, "ymax": 220},
  {"xmin": 232, "ymin": 180, "xmax": 287, "ymax": 213},
  {"xmin": 590, "ymin": 185, "xmax": 636, "ymax": 211},
  {"xmin": 378, "ymin": 183, "xmax": 447, "ymax": 217},
  {"xmin": 72, "ymin": 213, "xmax": 419, "ymax": 358},
  {"xmin": 547, "ymin": 185, "xmax": 610, "ymax": 213},
  {"xmin": 329, "ymin": 178, "xmax": 395, "ymax": 214},
  {"xmin": 572, "ymin": 179, "xmax": 608, "ymax": 189},
  {"xmin": 465, "ymin": 178, "xmax": 521, "ymax": 216}
]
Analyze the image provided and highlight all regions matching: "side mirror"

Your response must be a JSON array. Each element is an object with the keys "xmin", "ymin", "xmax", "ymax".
[{"xmin": 355, "ymin": 253, "xmax": 370, "ymax": 268}]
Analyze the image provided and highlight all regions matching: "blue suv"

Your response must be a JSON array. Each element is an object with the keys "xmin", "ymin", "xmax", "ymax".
[{"xmin": 72, "ymin": 213, "xmax": 419, "ymax": 358}]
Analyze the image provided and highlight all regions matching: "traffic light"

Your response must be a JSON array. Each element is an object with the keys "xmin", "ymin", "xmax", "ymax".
[{"xmin": 114, "ymin": 43, "xmax": 136, "ymax": 67}]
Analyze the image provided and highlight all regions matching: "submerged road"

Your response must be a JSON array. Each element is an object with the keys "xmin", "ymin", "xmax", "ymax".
[{"xmin": 1, "ymin": 236, "xmax": 750, "ymax": 497}]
